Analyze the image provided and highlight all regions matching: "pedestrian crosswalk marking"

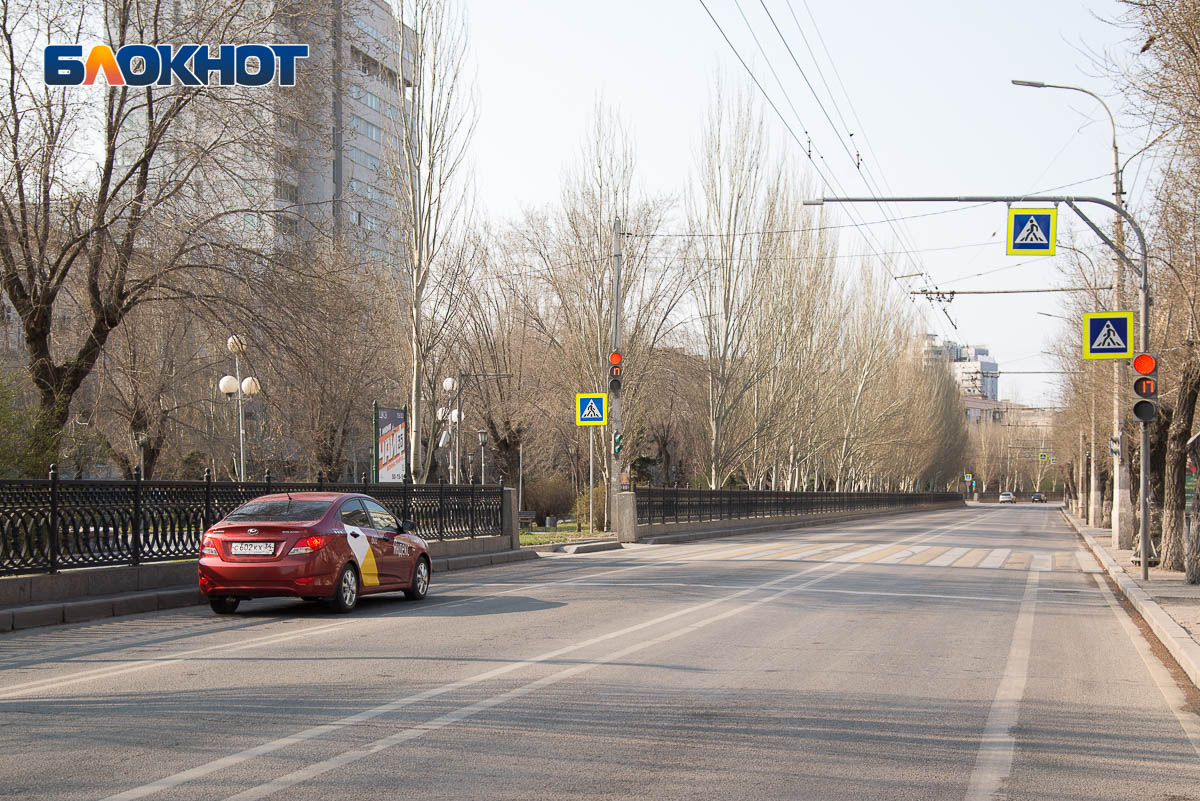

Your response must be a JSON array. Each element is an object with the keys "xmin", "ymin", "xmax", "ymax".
[
  {"xmin": 927, "ymin": 546, "xmax": 971, "ymax": 567},
  {"xmin": 980, "ymin": 548, "xmax": 1011, "ymax": 569},
  {"xmin": 876, "ymin": 545, "xmax": 930, "ymax": 564},
  {"xmin": 659, "ymin": 539, "xmax": 1080, "ymax": 573}
]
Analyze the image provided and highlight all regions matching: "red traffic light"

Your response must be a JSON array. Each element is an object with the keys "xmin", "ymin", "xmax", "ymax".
[
  {"xmin": 1133, "ymin": 353, "xmax": 1157, "ymax": 375},
  {"xmin": 609, "ymin": 351, "xmax": 622, "ymax": 366}
]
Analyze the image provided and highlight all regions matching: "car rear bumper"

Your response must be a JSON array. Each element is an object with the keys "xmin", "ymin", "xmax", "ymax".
[{"xmin": 198, "ymin": 560, "xmax": 337, "ymax": 599}]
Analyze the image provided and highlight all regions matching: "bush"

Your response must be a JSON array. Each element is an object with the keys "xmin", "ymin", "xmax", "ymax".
[
  {"xmin": 522, "ymin": 474, "xmax": 576, "ymax": 523},
  {"xmin": 573, "ymin": 481, "xmax": 607, "ymax": 531}
]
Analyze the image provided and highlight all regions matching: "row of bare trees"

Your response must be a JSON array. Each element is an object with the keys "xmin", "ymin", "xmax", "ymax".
[
  {"xmin": 0, "ymin": 0, "xmax": 968, "ymax": 508},
  {"xmin": 1045, "ymin": 2, "xmax": 1200, "ymax": 579}
]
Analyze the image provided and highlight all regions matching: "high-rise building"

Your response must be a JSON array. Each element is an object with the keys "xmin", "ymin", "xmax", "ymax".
[{"xmin": 924, "ymin": 335, "xmax": 999, "ymax": 401}]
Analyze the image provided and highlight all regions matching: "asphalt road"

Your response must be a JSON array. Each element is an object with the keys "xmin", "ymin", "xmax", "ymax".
[{"xmin": 3, "ymin": 505, "xmax": 1199, "ymax": 800}]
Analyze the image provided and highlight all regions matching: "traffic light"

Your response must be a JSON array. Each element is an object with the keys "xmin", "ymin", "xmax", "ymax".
[
  {"xmin": 613, "ymin": 431, "xmax": 624, "ymax": 456},
  {"xmin": 1133, "ymin": 353, "xmax": 1158, "ymax": 422},
  {"xmin": 608, "ymin": 351, "xmax": 622, "ymax": 394}
]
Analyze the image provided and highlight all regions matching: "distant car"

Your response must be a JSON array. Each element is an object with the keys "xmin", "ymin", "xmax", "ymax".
[
  {"xmin": 1031, "ymin": 492, "xmax": 1047, "ymax": 503},
  {"xmin": 999, "ymin": 492, "xmax": 1016, "ymax": 504},
  {"xmin": 198, "ymin": 492, "xmax": 430, "ymax": 614}
]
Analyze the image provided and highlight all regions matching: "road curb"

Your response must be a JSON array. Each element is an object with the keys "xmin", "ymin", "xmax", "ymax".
[{"xmin": 1061, "ymin": 509, "xmax": 1200, "ymax": 690}]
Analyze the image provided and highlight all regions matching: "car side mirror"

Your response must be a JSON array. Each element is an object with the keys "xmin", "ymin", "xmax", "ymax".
[{"xmin": 400, "ymin": 519, "xmax": 417, "ymax": 533}]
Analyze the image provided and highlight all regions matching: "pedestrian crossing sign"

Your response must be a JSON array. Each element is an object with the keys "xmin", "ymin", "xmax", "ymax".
[
  {"xmin": 575, "ymin": 393, "xmax": 607, "ymax": 426},
  {"xmin": 1083, "ymin": 311, "xmax": 1135, "ymax": 360},
  {"xmin": 1006, "ymin": 208, "xmax": 1057, "ymax": 255}
]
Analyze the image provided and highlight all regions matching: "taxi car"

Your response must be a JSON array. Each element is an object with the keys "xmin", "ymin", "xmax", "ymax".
[{"xmin": 198, "ymin": 492, "xmax": 431, "ymax": 614}]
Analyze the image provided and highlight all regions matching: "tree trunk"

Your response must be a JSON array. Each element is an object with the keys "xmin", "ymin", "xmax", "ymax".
[{"xmin": 1161, "ymin": 349, "xmax": 1200, "ymax": 571}]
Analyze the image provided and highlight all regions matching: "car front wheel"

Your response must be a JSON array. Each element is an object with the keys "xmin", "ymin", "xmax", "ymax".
[
  {"xmin": 330, "ymin": 564, "xmax": 359, "ymax": 613},
  {"xmin": 405, "ymin": 557, "xmax": 430, "ymax": 601}
]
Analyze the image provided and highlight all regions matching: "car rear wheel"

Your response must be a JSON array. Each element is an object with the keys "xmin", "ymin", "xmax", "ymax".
[
  {"xmin": 405, "ymin": 557, "xmax": 430, "ymax": 601},
  {"xmin": 209, "ymin": 596, "xmax": 239, "ymax": 615},
  {"xmin": 330, "ymin": 564, "xmax": 359, "ymax": 613}
]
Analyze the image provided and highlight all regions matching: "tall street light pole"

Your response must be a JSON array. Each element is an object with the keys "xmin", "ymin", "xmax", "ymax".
[
  {"xmin": 1012, "ymin": 79, "xmax": 1133, "ymax": 549},
  {"xmin": 219, "ymin": 335, "xmax": 259, "ymax": 482},
  {"xmin": 442, "ymin": 372, "xmax": 512, "ymax": 484}
]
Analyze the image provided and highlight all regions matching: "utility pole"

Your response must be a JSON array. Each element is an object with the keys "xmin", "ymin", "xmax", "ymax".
[{"xmin": 609, "ymin": 217, "xmax": 623, "ymax": 531}]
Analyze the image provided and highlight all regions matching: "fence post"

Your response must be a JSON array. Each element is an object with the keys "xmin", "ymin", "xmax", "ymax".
[
  {"xmin": 48, "ymin": 464, "xmax": 60, "ymax": 574},
  {"xmin": 403, "ymin": 477, "xmax": 412, "ymax": 521},
  {"xmin": 203, "ymin": 468, "xmax": 213, "ymax": 532},
  {"xmin": 469, "ymin": 483, "xmax": 477, "ymax": 537},
  {"xmin": 438, "ymin": 480, "xmax": 445, "ymax": 540},
  {"xmin": 131, "ymin": 465, "xmax": 142, "ymax": 567}
]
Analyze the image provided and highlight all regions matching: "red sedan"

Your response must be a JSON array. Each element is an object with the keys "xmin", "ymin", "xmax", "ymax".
[{"xmin": 198, "ymin": 492, "xmax": 431, "ymax": 614}]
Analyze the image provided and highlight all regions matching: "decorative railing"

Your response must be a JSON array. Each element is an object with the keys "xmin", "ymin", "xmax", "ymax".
[
  {"xmin": 0, "ymin": 466, "xmax": 503, "ymax": 576},
  {"xmin": 635, "ymin": 487, "xmax": 962, "ymax": 526}
]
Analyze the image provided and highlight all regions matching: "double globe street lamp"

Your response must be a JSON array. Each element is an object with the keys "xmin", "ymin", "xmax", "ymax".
[{"xmin": 218, "ymin": 335, "xmax": 260, "ymax": 482}]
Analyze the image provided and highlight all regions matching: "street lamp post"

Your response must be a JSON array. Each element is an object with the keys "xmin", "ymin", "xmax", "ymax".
[
  {"xmin": 442, "ymin": 372, "xmax": 511, "ymax": 484},
  {"xmin": 219, "ymin": 335, "xmax": 260, "ymax": 482},
  {"xmin": 1013, "ymin": 79, "xmax": 1133, "ymax": 549}
]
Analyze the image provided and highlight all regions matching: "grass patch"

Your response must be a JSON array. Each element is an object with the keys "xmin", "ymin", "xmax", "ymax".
[{"xmin": 519, "ymin": 528, "xmax": 603, "ymax": 546}]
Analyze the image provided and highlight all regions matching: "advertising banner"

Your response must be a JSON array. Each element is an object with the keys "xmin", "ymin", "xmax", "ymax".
[{"xmin": 375, "ymin": 405, "xmax": 408, "ymax": 483}]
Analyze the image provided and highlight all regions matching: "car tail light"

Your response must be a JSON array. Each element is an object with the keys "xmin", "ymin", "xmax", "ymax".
[
  {"xmin": 202, "ymin": 536, "xmax": 218, "ymax": 556},
  {"xmin": 289, "ymin": 535, "xmax": 328, "ymax": 555}
]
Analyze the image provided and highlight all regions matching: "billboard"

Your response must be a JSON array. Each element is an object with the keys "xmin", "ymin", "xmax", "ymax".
[{"xmin": 375, "ymin": 405, "xmax": 408, "ymax": 483}]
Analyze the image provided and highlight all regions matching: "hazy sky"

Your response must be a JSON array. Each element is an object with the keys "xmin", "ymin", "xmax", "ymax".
[{"xmin": 462, "ymin": 0, "xmax": 1152, "ymax": 407}]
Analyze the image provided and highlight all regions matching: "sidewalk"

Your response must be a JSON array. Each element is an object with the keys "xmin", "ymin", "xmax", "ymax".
[{"xmin": 1061, "ymin": 508, "xmax": 1200, "ymax": 689}]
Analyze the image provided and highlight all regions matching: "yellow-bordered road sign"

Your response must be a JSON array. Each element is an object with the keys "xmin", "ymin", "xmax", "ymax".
[
  {"xmin": 575, "ymin": 393, "xmax": 607, "ymax": 426},
  {"xmin": 1007, "ymin": 208, "xmax": 1057, "ymax": 255},
  {"xmin": 1083, "ymin": 311, "xmax": 1134, "ymax": 360}
]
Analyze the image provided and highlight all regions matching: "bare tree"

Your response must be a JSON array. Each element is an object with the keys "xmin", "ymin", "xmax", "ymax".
[
  {"xmin": 0, "ymin": 0, "xmax": 328, "ymax": 473},
  {"xmin": 380, "ymin": 0, "xmax": 476, "ymax": 482}
]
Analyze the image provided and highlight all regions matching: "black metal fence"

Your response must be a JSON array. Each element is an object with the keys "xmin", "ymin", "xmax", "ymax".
[
  {"xmin": 0, "ymin": 467, "xmax": 504, "ymax": 576},
  {"xmin": 635, "ymin": 487, "xmax": 962, "ymax": 526}
]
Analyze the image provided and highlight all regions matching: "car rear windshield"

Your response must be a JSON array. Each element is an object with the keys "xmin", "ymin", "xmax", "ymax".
[{"xmin": 223, "ymin": 500, "xmax": 332, "ymax": 522}]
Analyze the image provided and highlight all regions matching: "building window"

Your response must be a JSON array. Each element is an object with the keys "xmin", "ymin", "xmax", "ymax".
[
  {"xmin": 274, "ymin": 181, "xmax": 298, "ymax": 204},
  {"xmin": 346, "ymin": 146, "xmax": 380, "ymax": 172},
  {"xmin": 352, "ymin": 114, "xmax": 383, "ymax": 144},
  {"xmin": 274, "ymin": 215, "xmax": 298, "ymax": 235}
]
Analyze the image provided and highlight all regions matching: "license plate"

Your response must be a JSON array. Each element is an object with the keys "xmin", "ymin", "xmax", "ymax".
[{"xmin": 231, "ymin": 541, "xmax": 275, "ymax": 556}]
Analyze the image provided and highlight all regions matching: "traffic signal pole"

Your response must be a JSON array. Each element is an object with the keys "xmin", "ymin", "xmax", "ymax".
[
  {"xmin": 609, "ymin": 217, "xmax": 623, "ymax": 531},
  {"xmin": 805, "ymin": 193, "xmax": 1154, "ymax": 578}
]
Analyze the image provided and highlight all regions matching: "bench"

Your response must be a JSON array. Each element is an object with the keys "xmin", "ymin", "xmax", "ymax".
[{"xmin": 518, "ymin": 511, "xmax": 537, "ymax": 528}]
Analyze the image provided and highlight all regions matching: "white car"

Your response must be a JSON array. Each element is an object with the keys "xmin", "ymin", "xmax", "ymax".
[{"xmin": 999, "ymin": 492, "xmax": 1016, "ymax": 504}]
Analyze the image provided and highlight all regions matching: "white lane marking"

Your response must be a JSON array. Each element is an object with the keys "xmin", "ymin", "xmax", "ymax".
[
  {"xmin": 874, "ymin": 545, "xmax": 930, "ymax": 564},
  {"xmin": 219, "ymin": 563, "xmax": 868, "ymax": 801},
  {"xmin": 1031, "ymin": 553, "xmax": 1053, "ymax": 572},
  {"xmin": 102, "ymin": 512, "xmax": 988, "ymax": 801},
  {"xmin": 979, "ymin": 549, "xmax": 1011, "ymax": 569},
  {"xmin": 964, "ymin": 570, "xmax": 1039, "ymax": 801},
  {"xmin": 101, "ymin": 560, "xmax": 851, "ymax": 801},
  {"xmin": 828, "ymin": 542, "xmax": 896, "ymax": 563},
  {"xmin": 927, "ymin": 546, "xmax": 970, "ymax": 567},
  {"xmin": 1092, "ymin": 573, "xmax": 1200, "ymax": 757}
]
